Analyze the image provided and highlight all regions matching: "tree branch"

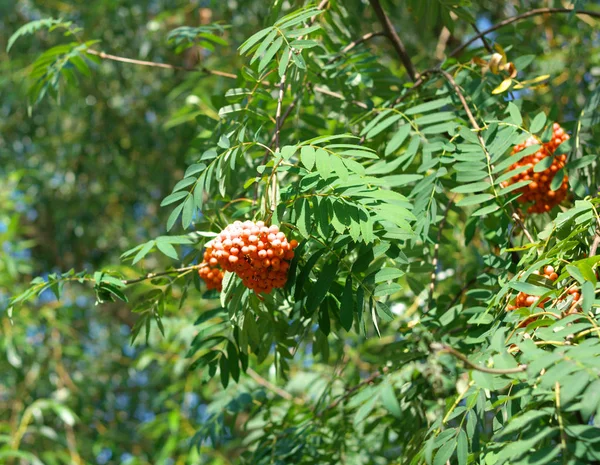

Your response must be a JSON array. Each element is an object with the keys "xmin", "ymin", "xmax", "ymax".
[
  {"xmin": 368, "ymin": 0, "xmax": 417, "ymax": 82},
  {"xmin": 246, "ymin": 368, "xmax": 302, "ymax": 404},
  {"xmin": 321, "ymin": 366, "xmax": 389, "ymax": 414},
  {"xmin": 428, "ymin": 197, "xmax": 454, "ymax": 311},
  {"xmin": 326, "ymin": 31, "xmax": 385, "ymax": 64},
  {"xmin": 431, "ymin": 343, "xmax": 527, "ymax": 374},
  {"xmin": 85, "ymin": 49, "xmax": 238, "ymax": 79},
  {"xmin": 449, "ymin": 8, "xmax": 600, "ymax": 58},
  {"xmin": 122, "ymin": 263, "xmax": 203, "ymax": 285}
]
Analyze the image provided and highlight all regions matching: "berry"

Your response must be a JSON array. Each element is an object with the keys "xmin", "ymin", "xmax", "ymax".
[
  {"xmin": 202, "ymin": 220, "xmax": 299, "ymax": 294},
  {"xmin": 501, "ymin": 123, "xmax": 570, "ymax": 214},
  {"xmin": 506, "ymin": 265, "xmax": 584, "ymax": 324}
]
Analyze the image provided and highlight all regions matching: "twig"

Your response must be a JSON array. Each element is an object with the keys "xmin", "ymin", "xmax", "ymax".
[
  {"xmin": 260, "ymin": 0, "xmax": 329, "ymax": 212},
  {"xmin": 428, "ymin": 197, "xmax": 455, "ymax": 310},
  {"xmin": 431, "ymin": 343, "xmax": 527, "ymax": 374},
  {"xmin": 86, "ymin": 49, "xmax": 237, "ymax": 79},
  {"xmin": 313, "ymin": 85, "xmax": 369, "ymax": 109},
  {"xmin": 469, "ymin": 22, "xmax": 494, "ymax": 54},
  {"xmin": 368, "ymin": 0, "xmax": 417, "ymax": 82},
  {"xmin": 438, "ymin": 69, "xmax": 481, "ymax": 131},
  {"xmin": 122, "ymin": 263, "xmax": 203, "ymax": 285},
  {"xmin": 393, "ymin": 67, "xmax": 438, "ymax": 105},
  {"xmin": 326, "ymin": 31, "xmax": 385, "ymax": 64},
  {"xmin": 435, "ymin": 27, "xmax": 451, "ymax": 60},
  {"xmin": 590, "ymin": 233, "xmax": 600, "ymax": 257},
  {"xmin": 321, "ymin": 367, "xmax": 389, "ymax": 414},
  {"xmin": 555, "ymin": 382, "xmax": 568, "ymax": 464},
  {"xmin": 444, "ymin": 267, "xmax": 492, "ymax": 313},
  {"xmin": 246, "ymin": 367, "xmax": 302, "ymax": 404},
  {"xmin": 512, "ymin": 212, "xmax": 535, "ymax": 244},
  {"xmin": 449, "ymin": 8, "xmax": 600, "ymax": 58}
]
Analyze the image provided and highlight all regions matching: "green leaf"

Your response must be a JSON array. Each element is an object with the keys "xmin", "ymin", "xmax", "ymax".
[
  {"xmin": 340, "ymin": 277, "xmax": 354, "ymax": 331},
  {"xmin": 258, "ymin": 36, "xmax": 283, "ymax": 72},
  {"xmin": 380, "ymin": 383, "xmax": 402, "ymax": 418},
  {"xmin": 509, "ymin": 281, "xmax": 548, "ymax": 296},
  {"xmin": 278, "ymin": 46, "xmax": 290, "ymax": 77},
  {"xmin": 301, "ymin": 146, "xmax": 316, "ymax": 170},
  {"xmin": 330, "ymin": 155, "xmax": 348, "ymax": 181},
  {"xmin": 160, "ymin": 191, "xmax": 189, "ymax": 207},
  {"xmin": 297, "ymin": 198, "xmax": 311, "ymax": 238},
  {"xmin": 133, "ymin": 241, "xmax": 155, "ymax": 265},
  {"xmin": 434, "ymin": 439, "xmax": 457, "ymax": 465},
  {"xmin": 181, "ymin": 196, "xmax": 195, "ymax": 229},
  {"xmin": 315, "ymin": 148, "xmax": 331, "ymax": 179},
  {"xmin": 550, "ymin": 168, "xmax": 565, "ymax": 191},
  {"xmin": 306, "ymin": 260, "xmax": 338, "ymax": 314},
  {"xmin": 374, "ymin": 268, "xmax": 404, "ymax": 283},
  {"xmin": 456, "ymin": 193, "xmax": 494, "ymax": 207},
  {"xmin": 156, "ymin": 241, "xmax": 178, "ymax": 260},
  {"xmin": 508, "ymin": 102, "xmax": 522, "ymax": 126},
  {"xmin": 530, "ymin": 112, "xmax": 547, "ymax": 133},
  {"xmin": 250, "ymin": 29, "xmax": 278, "ymax": 64},
  {"xmin": 451, "ymin": 181, "xmax": 490, "ymax": 194},
  {"xmin": 457, "ymin": 430, "xmax": 468, "ymax": 465},
  {"xmin": 385, "ymin": 124, "xmax": 411, "ymax": 155},
  {"xmin": 366, "ymin": 114, "xmax": 403, "ymax": 139},
  {"xmin": 239, "ymin": 27, "xmax": 274, "ymax": 55},
  {"xmin": 405, "ymin": 97, "xmax": 452, "ymax": 115}
]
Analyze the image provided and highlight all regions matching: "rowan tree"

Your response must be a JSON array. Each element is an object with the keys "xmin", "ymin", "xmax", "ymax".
[{"xmin": 2, "ymin": 1, "xmax": 600, "ymax": 464}]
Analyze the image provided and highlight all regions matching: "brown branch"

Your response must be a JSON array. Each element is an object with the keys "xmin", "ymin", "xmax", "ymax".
[
  {"xmin": 246, "ymin": 368, "xmax": 303, "ymax": 404},
  {"xmin": 85, "ymin": 49, "xmax": 238, "ymax": 79},
  {"xmin": 590, "ymin": 233, "xmax": 600, "ymax": 257},
  {"xmin": 326, "ymin": 31, "xmax": 386, "ymax": 64},
  {"xmin": 511, "ymin": 212, "xmax": 535, "ymax": 244},
  {"xmin": 428, "ymin": 197, "xmax": 455, "ymax": 310},
  {"xmin": 469, "ymin": 22, "xmax": 494, "ymax": 54},
  {"xmin": 449, "ymin": 8, "xmax": 600, "ymax": 58},
  {"xmin": 368, "ymin": 0, "xmax": 417, "ymax": 82},
  {"xmin": 321, "ymin": 366, "xmax": 389, "ymax": 414},
  {"xmin": 431, "ymin": 343, "xmax": 527, "ymax": 374},
  {"xmin": 313, "ymin": 85, "xmax": 369, "ymax": 109},
  {"xmin": 122, "ymin": 263, "xmax": 203, "ymax": 285},
  {"xmin": 439, "ymin": 69, "xmax": 481, "ymax": 131},
  {"xmin": 435, "ymin": 27, "xmax": 451, "ymax": 60}
]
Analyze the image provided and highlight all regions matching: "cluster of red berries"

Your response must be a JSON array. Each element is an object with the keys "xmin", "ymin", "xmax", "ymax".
[
  {"xmin": 508, "ymin": 266, "xmax": 558, "ymax": 312},
  {"xmin": 198, "ymin": 264, "xmax": 224, "ymax": 292},
  {"xmin": 501, "ymin": 123, "xmax": 570, "ymax": 214},
  {"xmin": 507, "ymin": 265, "xmax": 581, "ymax": 326},
  {"xmin": 199, "ymin": 221, "xmax": 298, "ymax": 294}
]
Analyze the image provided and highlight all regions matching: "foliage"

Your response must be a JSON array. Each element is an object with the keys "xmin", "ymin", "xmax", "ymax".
[{"xmin": 2, "ymin": 1, "xmax": 600, "ymax": 464}]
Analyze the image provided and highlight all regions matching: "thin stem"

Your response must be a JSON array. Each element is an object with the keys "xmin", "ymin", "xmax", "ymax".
[
  {"xmin": 326, "ymin": 31, "xmax": 385, "ymax": 64},
  {"xmin": 449, "ymin": 8, "xmax": 600, "ymax": 58},
  {"xmin": 86, "ymin": 49, "xmax": 237, "ymax": 78},
  {"xmin": 431, "ymin": 343, "xmax": 527, "ymax": 374},
  {"xmin": 320, "ymin": 367, "xmax": 388, "ymax": 414},
  {"xmin": 368, "ymin": 0, "xmax": 417, "ymax": 82},
  {"xmin": 246, "ymin": 367, "xmax": 302, "ymax": 404},
  {"xmin": 428, "ymin": 197, "xmax": 455, "ymax": 311},
  {"xmin": 442, "ymin": 380, "xmax": 475, "ymax": 424},
  {"xmin": 555, "ymin": 382, "xmax": 568, "ymax": 464},
  {"xmin": 122, "ymin": 263, "xmax": 204, "ymax": 285},
  {"xmin": 512, "ymin": 212, "xmax": 535, "ymax": 244}
]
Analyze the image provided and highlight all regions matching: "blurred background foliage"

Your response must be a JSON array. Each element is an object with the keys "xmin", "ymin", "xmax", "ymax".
[{"xmin": 1, "ymin": 1, "xmax": 599, "ymax": 464}]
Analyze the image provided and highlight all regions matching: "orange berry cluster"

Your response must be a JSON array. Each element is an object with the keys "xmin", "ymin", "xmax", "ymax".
[
  {"xmin": 508, "ymin": 265, "xmax": 558, "ymax": 312},
  {"xmin": 507, "ymin": 266, "xmax": 582, "ymax": 327},
  {"xmin": 198, "ymin": 264, "xmax": 224, "ymax": 292},
  {"xmin": 201, "ymin": 221, "xmax": 298, "ymax": 294},
  {"xmin": 501, "ymin": 123, "xmax": 570, "ymax": 214}
]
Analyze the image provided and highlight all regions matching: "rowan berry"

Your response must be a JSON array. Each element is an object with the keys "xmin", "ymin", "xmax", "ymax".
[
  {"xmin": 201, "ymin": 220, "xmax": 299, "ymax": 294},
  {"xmin": 500, "ymin": 123, "xmax": 570, "ymax": 214}
]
